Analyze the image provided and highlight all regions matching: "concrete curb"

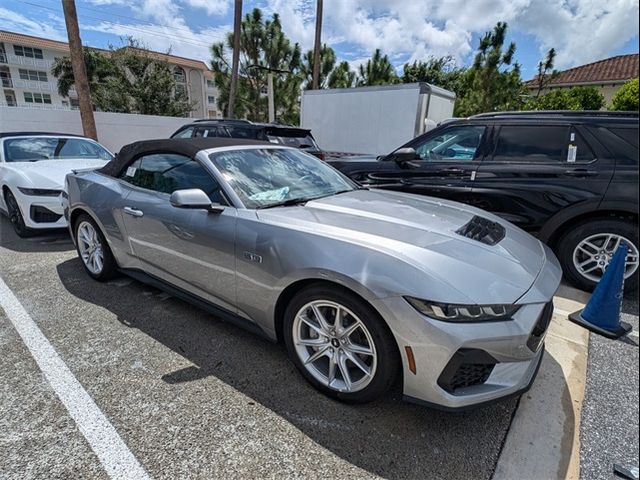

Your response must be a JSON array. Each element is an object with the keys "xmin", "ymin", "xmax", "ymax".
[{"xmin": 493, "ymin": 286, "xmax": 590, "ymax": 480}]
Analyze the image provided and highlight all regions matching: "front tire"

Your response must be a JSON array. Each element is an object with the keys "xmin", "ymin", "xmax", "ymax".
[
  {"xmin": 557, "ymin": 218, "xmax": 639, "ymax": 293},
  {"xmin": 283, "ymin": 284, "xmax": 399, "ymax": 403},
  {"xmin": 4, "ymin": 189, "xmax": 34, "ymax": 238},
  {"xmin": 74, "ymin": 214, "xmax": 118, "ymax": 281}
]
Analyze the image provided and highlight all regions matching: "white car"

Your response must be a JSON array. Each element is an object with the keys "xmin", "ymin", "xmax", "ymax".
[{"xmin": 0, "ymin": 133, "xmax": 113, "ymax": 237}]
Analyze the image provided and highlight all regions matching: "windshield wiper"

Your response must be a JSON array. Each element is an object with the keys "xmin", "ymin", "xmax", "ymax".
[{"xmin": 259, "ymin": 197, "xmax": 316, "ymax": 209}]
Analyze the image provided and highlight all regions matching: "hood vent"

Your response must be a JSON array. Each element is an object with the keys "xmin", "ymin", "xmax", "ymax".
[{"xmin": 456, "ymin": 215, "xmax": 505, "ymax": 246}]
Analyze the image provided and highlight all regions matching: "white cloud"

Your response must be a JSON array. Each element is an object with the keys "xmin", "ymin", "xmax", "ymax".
[
  {"xmin": 183, "ymin": 0, "xmax": 230, "ymax": 16},
  {"xmin": 0, "ymin": 7, "xmax": 67, "ymax": 41}
]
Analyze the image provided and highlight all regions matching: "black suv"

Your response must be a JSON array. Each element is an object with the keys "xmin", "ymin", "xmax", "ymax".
[
  {"xmin": 171, "ymin": 119, "xmax": 325, "ymax": 159},
  {"xmin": 328, "ymin": 111, "xmax": 639, "ymax": 292}
]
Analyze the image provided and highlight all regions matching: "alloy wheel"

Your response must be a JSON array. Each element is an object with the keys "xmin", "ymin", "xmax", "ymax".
[
  {"xmin": 77, "ymin": 221, "xmax": 105, "ymax": 275},
  {"xmin": 5, "ymin": 191, "xmax": 25, "ymax": 234},
  {"xmin": 572, "ymin": 233, "xmax": 639, "ymax": 283},
  {"xmin": 292, "ymin": 300, "xmax": 377, "ymax": 393}
]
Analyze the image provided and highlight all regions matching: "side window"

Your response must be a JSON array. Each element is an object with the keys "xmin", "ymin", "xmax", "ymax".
[
  {"xmin": 226, "ymin": 127, "xmax": 259, "ymax": 139},
  {"xmin": 609, "ymin": 127, "xmax": 639, "ymax": 149},
  {"xmin": 493, "ymin": 126, "xmax": 569, "ymax": 163},
  {"xmin": 120, "ymin": 153, "xmax": 227, "ymax": 204},
  {"xmin": 413, "ymin": 126, "xmax": 486, "ymax": 162},
  {"xmin": 172, "ymin": 127, "xmax": 194, "ymax": 139}
]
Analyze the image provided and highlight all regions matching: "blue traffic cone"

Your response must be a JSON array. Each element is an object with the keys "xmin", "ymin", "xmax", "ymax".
[{"xmin": 569, "ymin": 242, "xmax": 632, "ymax": 339}]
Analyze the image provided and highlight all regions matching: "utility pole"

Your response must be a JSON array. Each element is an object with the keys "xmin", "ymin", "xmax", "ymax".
[
  {"xmin": 267, "ymin": 72, "xmax": 274, "ymax": 123},
  {"xmin": 311, "ymin": 0, "xmax": 323, "ymax": 90},
  {"xmin": 228, "ymin": 0, "xmax": 242, "ymax": 118},
  {"xmin": 61, "ymin": 0, "xmax": 97, "ymax": 140}
]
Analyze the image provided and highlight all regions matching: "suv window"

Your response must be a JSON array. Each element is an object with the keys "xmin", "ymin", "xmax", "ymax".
[
  {"xmin": 609, "ymin": 127, "xmax": 639, "ymax": 149},
  {"xmin": 173, "ymin": 127, "xmax": 195, "ymax": 138},
  {"xmin": 413, "ymin": 125, "xmax": 485, "ymax": 162},
  {"xmin": 493, "ymin": 125, "xmax": 568, "ymax": 162},
  {"xmin": 226, "ymin": 126, "xmax": 261, "ymax": 140},
  {"xmin": 119, "ymin": 153, "xmax": 226, "ymax": 204},
  {"xmin": 570, "ymin": 128, "xmax": 596, "ymax": 163},
  {"xmin": 195, "ymin": 126, "xmax": 230, "ymax": 138}
]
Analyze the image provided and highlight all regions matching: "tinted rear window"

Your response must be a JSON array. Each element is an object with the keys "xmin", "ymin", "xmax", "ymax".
[
  {"xmin": 493, "ymin": 126, "xmax": 568, "ymax": 162},
  {"xmin": 609, "ymin": 127, "xmax": 639, "ymax": 149},
  {"xmin": 266, "ymin": 133, "xmax": 319, "ymax": 149}
]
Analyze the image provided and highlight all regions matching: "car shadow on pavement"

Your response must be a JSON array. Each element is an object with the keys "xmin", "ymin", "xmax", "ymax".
[
  {"xmin": 0, "ymin": 216, "xmax": 73, "ymax": 253},
  {"xmin": 56, "ymin": 258, "xmax": 569, "ymax": 480}
]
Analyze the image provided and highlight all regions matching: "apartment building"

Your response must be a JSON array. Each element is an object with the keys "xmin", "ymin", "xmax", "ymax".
[{"xmin": 0, "ymin": 30, "xmax": 222, "ymax": 118}]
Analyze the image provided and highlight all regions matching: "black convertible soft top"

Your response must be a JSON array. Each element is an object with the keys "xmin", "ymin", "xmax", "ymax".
[{"xmin": 99, "ymin": 137, "xmax": 271, "ymax": 177}]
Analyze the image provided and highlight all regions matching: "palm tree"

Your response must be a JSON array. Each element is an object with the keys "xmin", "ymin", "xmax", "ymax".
[
  {"xmin": 228, "ymin": 0, "xmax": 242, "ymax": 118},
  {"xmin": 311, "ymin": 0, "xmax": 323, "ymax": 89},
  {"xmin": 357, "ymin": 49, "xmax": 398, "ymax": 86}
]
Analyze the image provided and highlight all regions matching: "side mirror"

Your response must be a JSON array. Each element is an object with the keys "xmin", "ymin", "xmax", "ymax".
[
  {"xmin": 170, "ymin": 189, "xmax": 224, "ymax": 213},
  {"xmin": 389, "ymin": 147, "xmax": 418, "ymax": 163}
]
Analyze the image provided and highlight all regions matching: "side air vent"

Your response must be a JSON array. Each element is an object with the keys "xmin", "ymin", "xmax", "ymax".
[{"xmin": 456, "ymin": 215, "xmax": 505, "ymax": 246}]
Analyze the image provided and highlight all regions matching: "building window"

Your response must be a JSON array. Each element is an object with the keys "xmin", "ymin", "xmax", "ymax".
[
  {"xmin": 19, "ymin": 69, "xmax": 48, "ymax": 82},
  {"xmin": 206, "ymin": 79, "xmax": 215, "ymax": 89},
  {"xmin": 14, "ymin": 45, "xmax": 44, "ymax": 59},
  {"xmin": 24, "ymin": 92, "xmax": 52, "ymax": 104},
  {"xmin": 207, "ymin": 95, "xmax": 216, "ymax": 104},
  {"xmin": 70, "ymin": 98, "xmax": 80, "ymax": 110}
]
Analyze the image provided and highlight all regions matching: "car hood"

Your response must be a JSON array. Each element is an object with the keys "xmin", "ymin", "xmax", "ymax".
[
  {"xmin": 257, "ymin": 189, "xmax": 549, "ymax": 304},
  {"xmin": 3, "ymin": 159, "xmax": 108, "ymax": 190}
]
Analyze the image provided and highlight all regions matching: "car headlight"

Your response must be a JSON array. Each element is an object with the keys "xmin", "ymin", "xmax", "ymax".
[
  {"xmin": 17, "ymin": 187, "xmax": 63, "ymax": 197},
  {"xmin": 405, "ymin": 296, "xmax": 521, "ymax": 322}
]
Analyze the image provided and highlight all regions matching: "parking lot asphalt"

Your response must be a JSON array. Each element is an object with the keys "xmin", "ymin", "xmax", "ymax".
[
  {"xmin": 0, "ymin": 217, "xmax": 518, "ymax": 480},
  {"xmin": 580, "ymin": 293, "xmax": 639, "ymax": 480}
]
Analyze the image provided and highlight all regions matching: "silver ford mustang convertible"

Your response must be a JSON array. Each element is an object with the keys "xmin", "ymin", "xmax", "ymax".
[{"xmin": 64, "ymin": 138, "xmax": 561, "ymax": 410}]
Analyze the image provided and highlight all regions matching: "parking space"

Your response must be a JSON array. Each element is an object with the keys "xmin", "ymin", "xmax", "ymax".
[{"xmin": 0, "ymin": 216, "xmax": 520, "ymax": 480}]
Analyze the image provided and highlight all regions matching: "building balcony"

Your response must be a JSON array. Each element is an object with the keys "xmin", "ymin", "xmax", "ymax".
[
  {"xmin": 1, "ymin": 77, "xmax": 12, "ymax": 88},
  {"xmin": 10, "ymin": 79, "xmax": 60, "ymax": 92},
  {"xmin": 3, "ymin": 54, "xmax": 54, "ymax": 69}
]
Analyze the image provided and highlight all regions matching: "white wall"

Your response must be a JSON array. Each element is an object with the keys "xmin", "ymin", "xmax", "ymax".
[{"xmin": 0, "ymin": 107, "xmax": 189, "ymax": 152}]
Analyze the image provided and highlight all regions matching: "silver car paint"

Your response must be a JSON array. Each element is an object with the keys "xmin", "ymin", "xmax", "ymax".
[{"xmin": 65, "ymin": 145, "xmax": 561, "ymax": 408}]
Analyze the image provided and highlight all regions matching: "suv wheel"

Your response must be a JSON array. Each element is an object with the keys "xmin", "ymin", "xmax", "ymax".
[
  {"xmin": 558, "ymin": 218, "xmax": 639, "ymax": 293},
  {"xmin": 283, "ymin": 284, "xmax": 399, "ymax": 403}
]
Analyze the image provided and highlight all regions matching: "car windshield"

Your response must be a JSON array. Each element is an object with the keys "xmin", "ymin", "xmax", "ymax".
[
  {"xmin": 209, "ymin": 148, "xmax": 356, "ymax": 209},
  {"xmin": 3, "ymin": 137, "xmax": 113, "ymax": 162}
]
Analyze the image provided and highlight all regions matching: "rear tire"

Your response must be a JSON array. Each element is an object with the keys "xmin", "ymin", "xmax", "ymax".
[
  {"xmin": 74, "ymin": 214, "xmax": 118, "ymax": 281},
  {"xmin": 4, "ymin": 189, "xmax": 34, "ymax": 238},
  {"xmin": 557, "ymin": 218, "xmax": 638, "ymax": 293},
  {"xmin": 283, "ymin": 283, "xmax": 399, "ymax": 403}
]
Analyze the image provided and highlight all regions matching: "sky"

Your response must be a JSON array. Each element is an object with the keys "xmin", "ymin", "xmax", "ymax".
[{"xmin": 1, "ymin": 0, "xmax": 638, "ymax": 79}]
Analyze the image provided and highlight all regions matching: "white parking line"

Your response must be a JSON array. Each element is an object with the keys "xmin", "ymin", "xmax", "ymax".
[{"xmin": 0, "ymin": 276, "xmax": 150, "ymax": 480}]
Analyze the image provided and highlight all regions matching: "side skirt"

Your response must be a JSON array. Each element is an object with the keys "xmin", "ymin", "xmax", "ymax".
[{"xmin": 120, "ymin": 268, "xmax": 274, "ymax": 342}]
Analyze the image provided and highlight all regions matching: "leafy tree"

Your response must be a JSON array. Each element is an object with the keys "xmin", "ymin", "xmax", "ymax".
[
  {"xmin": 328, "ymin": 61, "xmax": 356, "ymax": 88},
  {"xmin": 402, "ymin": 56, "xmax": 464, "ymax": 90},
  {"xmin": 455, "ymin": 22, "xmax": 525, "ymax": 116},
  {"xmin": 533, "ymin": 48, "xmax": 558, "ymax": 97},
  {"xmin": 211, "ymin": 8, "xmax": 302, "ymax": 122},
  {"xmin": 51, "ymin": 40, "xmax": 195, "ymax": 116},
  {"xmin": 357, "ymin": 49, "xmax": 399, "ymax": 86},
  {"xmin": 300, "ymin": 44, "xmax": 336, "ymax": 89},
  {"xmin": 611, "ymin": 78, "xmax": 639, "ymax": 111},
  {"xmin": 525, "ymin": 85, "xmax": 605, "ymax": 110}
]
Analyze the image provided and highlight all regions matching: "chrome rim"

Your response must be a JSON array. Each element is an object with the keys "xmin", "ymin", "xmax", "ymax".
[
  {"xmin": 77, "ymin": 221, "xmax": 104, "ymax": 275},
  {"xmin": 572, "ymin": 233, "xmax": 639, "ymax": 283},
  {"xmin": 292, "ymin": 300, "xmax": 377, "ymax": 393}
]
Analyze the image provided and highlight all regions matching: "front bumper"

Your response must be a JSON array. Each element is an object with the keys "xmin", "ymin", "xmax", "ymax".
[
  {"xmin": 13, "ymin": 190, "xmax": 67, "ymax": 229},
  {"xmin": 373, "ymin": 247, "xmax": 561, "ymax": 410}
]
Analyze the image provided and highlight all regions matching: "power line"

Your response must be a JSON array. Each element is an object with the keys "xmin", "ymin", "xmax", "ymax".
[{"xmin": 13, "ymin": 0, "xmax": 228, "ymax": 51}]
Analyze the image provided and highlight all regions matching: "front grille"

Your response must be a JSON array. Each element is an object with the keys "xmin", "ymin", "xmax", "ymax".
[
  {"xmin": 527, "ymin": 302, "xmax": 554, "ymax": 352},
  {"xmin": 438, "ymin": 349, "xmax": 497, "ymax": 394},
  {"xmin": 30, "ymin": 205, "xmax": 63, "ymax": 223},
  {"xmin": 456, "ymin": 215, "xmax": 505, "ymax": 245}
]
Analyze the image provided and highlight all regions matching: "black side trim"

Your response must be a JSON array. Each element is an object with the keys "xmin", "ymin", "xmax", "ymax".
[
  {"xmin": 120, "ymin": 268, "xmax": 273, "ymax": 341},
  {"xmin": 405, "ymin": 346, "xmax": 545, "ymax": 412}
]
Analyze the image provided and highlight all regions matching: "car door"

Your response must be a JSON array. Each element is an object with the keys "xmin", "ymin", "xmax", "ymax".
[
  {"xmin": 118, "ymin": 152, "xmax": 238, "ymax": 312},
  {"xmin": 469, "ymin": 123, "xmax": 614, "ymax": 233},
  {"xmin": 387, "ymin": 124, "xmax": 488, "ymax": 203}
]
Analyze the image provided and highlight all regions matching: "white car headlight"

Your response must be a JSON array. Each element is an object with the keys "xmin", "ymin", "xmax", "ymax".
[
  {"xmin": 17, "ymin": 187, "xmax": 63, "ymax": 197},
  {"xmin": 405, "ymin": 297, "xmax": 521, "ymax": 323}
]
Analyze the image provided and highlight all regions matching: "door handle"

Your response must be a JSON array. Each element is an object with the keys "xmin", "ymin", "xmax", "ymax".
[
  {"xmin": 563, "ymin": 169, "xmax": 598, "ymax": 178},
  {"xmin": 123, "ymin": 206, "xmax": 144, "ymax": 217},
  {"xmin": 443, "ymin": 167, "xmax": 465, "ymax": 174}
]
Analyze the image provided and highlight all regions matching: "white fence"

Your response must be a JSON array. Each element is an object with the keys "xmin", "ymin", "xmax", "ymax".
[{"xmin": 0, "ymin": 106, "xmax": 190, "ymax": 152}]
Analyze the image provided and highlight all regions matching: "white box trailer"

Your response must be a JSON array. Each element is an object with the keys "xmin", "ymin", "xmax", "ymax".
[{"xmin": 300, "ymin": 83, "xmax": 456, "ymax": 156}]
